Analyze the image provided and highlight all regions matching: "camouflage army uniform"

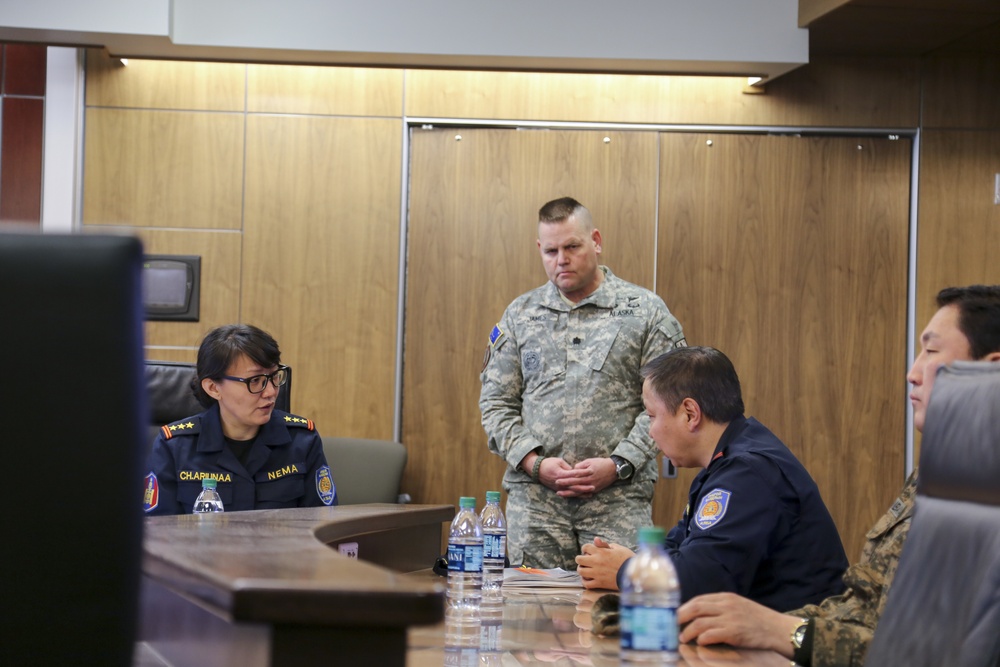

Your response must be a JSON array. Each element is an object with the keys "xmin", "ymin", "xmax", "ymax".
[
  {"xmin": 479, "ymin": 266, "xmax": 686, "ymax": 569},
  {"xmin": 788, "ymin": 470, "xmax": 918, "ymax": 667}
]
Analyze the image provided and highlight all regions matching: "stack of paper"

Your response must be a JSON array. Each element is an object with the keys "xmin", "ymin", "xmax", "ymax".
[{"xmin": 502, "ymin": 567, "xmax": 583, "ymax": 589}]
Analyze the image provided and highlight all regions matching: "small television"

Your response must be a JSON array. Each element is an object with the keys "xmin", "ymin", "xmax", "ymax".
[{"xmin": 142, "ymin": 254, "xmax": 201, "ymax": 321}]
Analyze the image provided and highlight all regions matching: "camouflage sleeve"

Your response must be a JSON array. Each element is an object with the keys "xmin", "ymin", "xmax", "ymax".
[
  {"xmin": 788, "ymin": 472, "xmax": 918, "ymax": 667},
  {"xmin": 610, "ymin": 296, "xmax": 686, "ymax": 468},
  {"xmin": 479, "ymin": 308, "xmax": 544, "ymax": 472},
  {"xmin": 804, "ymin": 619, "xmax": 873, "ymax": 667}
]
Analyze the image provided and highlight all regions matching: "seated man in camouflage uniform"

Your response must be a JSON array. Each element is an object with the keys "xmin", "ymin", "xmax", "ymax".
[{"xmin": 675, "ymin": 285, "xmax": 1000, "ymax": 667}]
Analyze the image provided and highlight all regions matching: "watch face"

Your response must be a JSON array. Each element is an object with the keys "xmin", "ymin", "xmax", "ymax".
[{"xmin": 793, "ymin": 622, "xmax": 808, "ymax": 648}]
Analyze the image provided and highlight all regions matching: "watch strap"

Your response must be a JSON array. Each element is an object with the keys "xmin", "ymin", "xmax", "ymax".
[{"xmin": 610, "ymin": 455, "xmax": 634, "ymax": 480}]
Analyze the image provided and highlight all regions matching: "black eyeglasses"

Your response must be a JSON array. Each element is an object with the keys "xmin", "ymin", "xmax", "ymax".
[{"xmin": 220, "ymin": 365, "xmax": 289, "ymax": 394}]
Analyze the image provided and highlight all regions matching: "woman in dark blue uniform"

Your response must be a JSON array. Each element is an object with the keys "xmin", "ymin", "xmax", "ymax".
[{"xmin": 143, "ymin": 324, "xmax": 337, "ymax": 515}]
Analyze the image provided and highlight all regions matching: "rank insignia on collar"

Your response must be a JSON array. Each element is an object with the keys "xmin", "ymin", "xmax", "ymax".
[
  {"xmin": 143, "ymin": 472, "xmax": 159, "ymax": 512},
  {"xmin": 889, "ymin": 498, "xmax": 905, "ymax": 518},
  {"xmin": 693, "ymin": 488, "xmax": 732, "ymax": 530},
  {"xmin": 161, "ymin": 417, "xmax": 200, "ymax": 440},
  {"xmin": 283, "ymin": 414, "xmax": 315, "ymax": 430},
  {"xmin": 316, "ymin": 465, "xmax": 336, "ymax": 506}
]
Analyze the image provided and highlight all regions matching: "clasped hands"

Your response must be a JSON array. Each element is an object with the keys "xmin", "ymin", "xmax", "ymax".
[{"xmin": 532, "ymin": 455, "xmax": 618, "ymax": 498}]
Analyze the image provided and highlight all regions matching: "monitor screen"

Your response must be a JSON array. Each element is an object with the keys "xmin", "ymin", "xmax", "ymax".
[{"xmin": 143, "ymin": 255, "xmax": 201, "ymax": 321}]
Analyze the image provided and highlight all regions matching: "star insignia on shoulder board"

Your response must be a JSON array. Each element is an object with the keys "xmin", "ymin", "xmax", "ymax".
[
  {"xmin": 161, "ymin": 416, "xmax": 201, "ymax": 440},
  {"xmin": 282, "ymin": 413, "xmax": 315, "ymax": 430}
]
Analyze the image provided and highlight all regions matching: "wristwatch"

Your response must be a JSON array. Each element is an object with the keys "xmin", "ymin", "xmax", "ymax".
[
  {"xmin": 610, "ymin": 455, "xmax": 634, "ymax": 481},
  {"xmin": 790, "ymin": 617, "xmax": 810, "ymax": 651}
]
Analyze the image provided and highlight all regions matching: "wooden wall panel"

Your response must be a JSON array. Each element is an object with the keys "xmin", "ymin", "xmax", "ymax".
[
  {"xmin": 247, "ymin": 64, "xmax": 403, "ymax": 116},
  {"xmin": 657, "ymin": 133, "xmax": 911, "ymax": 559},
  {"xmin": 85, "ymin": 49, "xmax": 245, "ymax": 111},
  {"xmin": 242, "ymin": 115, "xmax": 402, "ymax": 436},
  {"xmin": 915, "ymin": 130, "xmax": 1000, "ymax": 346},
  {"xmin": 403, "ymin": 127, "xmax": 659, "ymax": 508},
  {"xmin": 129, "ymin": 227, "xmax": 242, "ymax": 354},
  {"xmin": 922, "ymin": 56, "xmax": 1000, "ymax": 129},
  {"xmin": 405, "ymin": 58, "xmax": 919, "ymax": 128},
  {"xmin": 82, "ymin": 108, "xmax": 244, "ymax": 229}
]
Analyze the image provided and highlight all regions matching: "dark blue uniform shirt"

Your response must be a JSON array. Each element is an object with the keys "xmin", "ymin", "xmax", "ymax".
[
  {"xmin": 143, "ymin": 404, "xmax": 337, "ymax": 515},
  {"xmin": 618, "ymin": 416, "xmax": 848, "ymax": 611}
]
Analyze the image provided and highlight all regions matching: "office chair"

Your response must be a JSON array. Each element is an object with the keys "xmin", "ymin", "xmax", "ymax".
[
  {"xmin": 321, "ymin": 437, "xmax": 410, "ymax": 504},
  {"xmin": 864, "ymin": 361, "xmax": 1000, "ymax": 667}
]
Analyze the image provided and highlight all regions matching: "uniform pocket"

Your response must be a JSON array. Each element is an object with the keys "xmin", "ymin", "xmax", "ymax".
[{"xmin": 255, "ymin": 463, "xmax": 307, "ymax": 505}]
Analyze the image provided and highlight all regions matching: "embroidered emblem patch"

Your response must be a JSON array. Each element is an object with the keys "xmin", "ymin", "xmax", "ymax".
[
  {"xmin": 316, "ymin": 465, "xmax": 336, "ymax": 506},
  {"xmin": 522, "ymin": 349, "xmax": 541, "ymax": 373},
  {"xmin": 693, "ymin": 488, "xmax": 731, "ymax": 530},
  {"xmin": 143, "ymin": 472, "xmax": 159, "ymax": 512},
  {"xmin": 489, "ymin": 324, "xmax": 506, "ymax": 349}
]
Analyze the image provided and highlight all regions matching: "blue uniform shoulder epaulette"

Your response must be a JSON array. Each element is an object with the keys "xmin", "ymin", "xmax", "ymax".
[
  {"xmin": 279, "ymin": 411, "xmax": 315, "ymax": 431},
  {"xmin": 160, "ymin": 415, "xmax": 201, "ymax": 440}
]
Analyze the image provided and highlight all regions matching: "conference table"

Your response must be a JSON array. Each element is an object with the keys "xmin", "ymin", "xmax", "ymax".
[
  {"xmin": 406, "ymin": 581, "xmax": 789, "ymax": 667},
  {"xmin": 136, "ymin": 503, "xmax": 786, "ymax": 667}
]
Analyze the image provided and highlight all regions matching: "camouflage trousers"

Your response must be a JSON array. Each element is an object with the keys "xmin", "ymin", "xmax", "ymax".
[{"xmin": 505, "ymin": 479, "xmax": 654, "ymax": 570}]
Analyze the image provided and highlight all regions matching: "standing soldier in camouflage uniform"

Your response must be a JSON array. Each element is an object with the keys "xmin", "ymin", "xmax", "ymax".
[
  {"xmin": 479, "ymin": 196, "xmax": 686, "ymax": 569},
  {"xmin": 673, "ymin": 285, "xmax": 1000, "ymax": 667}
]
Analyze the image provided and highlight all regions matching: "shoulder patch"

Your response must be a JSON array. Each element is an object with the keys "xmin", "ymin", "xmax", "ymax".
[
  {"xmin": 282, "ymin": 413, "xmax": 315, "ymax": 430},
  {"xmin": 693, "ymin": 488, "xmax": 732, "ymax": 530},
  {"xmin": 316, "ymin": 465, "xmax": 336, "ymax": 506},
  {"xmin": 489, "ymin": 324, "xmax": 506, "ymax": 350},
  {"xmin": 143, "ymin": 472, "xmax": 159, "ymax": 512},
  {"xmin": 160, "ymin": 416, "xmax": 201, "ymax": 440}
]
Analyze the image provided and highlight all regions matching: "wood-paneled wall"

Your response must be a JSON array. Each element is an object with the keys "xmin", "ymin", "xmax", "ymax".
[
  {"xmin": 81, "ymin": 50, "xmax": 1000, "ymax": 559},
  {"xmin": 657, "ymin": 133, "xmax": 910, "ymax": 555},
  {"xmin": 403, "ymin": 128, "xmax": 660, "ymax": 509}
]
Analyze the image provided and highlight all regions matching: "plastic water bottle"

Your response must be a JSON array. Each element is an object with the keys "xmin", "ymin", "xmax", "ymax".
[
  {"xmin": 620, "ymin": 526, "xmax": 680, "ymax": 663},
  {"xmin": 479, "ymin": 490, "xmax": 507, "ymax": 607},
  {"xmin": 445, "ymin": 496, "xmax": 484, "ymax": 647},
  {"xmin": 192, "ymin": 478, "xmax": 224, "ymax": 514}
]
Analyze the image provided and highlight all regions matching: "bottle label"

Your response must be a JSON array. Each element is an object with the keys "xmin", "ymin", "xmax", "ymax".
[
  {"xmin": 447, "ymin": 543, "xmax": 484, "ymax": 573},
  {"xmin": 483, "ymin": 534, "xmax": 506, "ymax": 559},
  {"xmin": 620, "ymin": 605, "xmax": 678, "ymax": 652}
]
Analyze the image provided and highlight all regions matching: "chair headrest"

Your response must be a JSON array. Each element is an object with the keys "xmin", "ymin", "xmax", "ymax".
[
  {"xmin": 919, "ymin": 361, "xmax": 1000, "ymax": 506},
  {"xmin": 145, "ymin": 361, "xmax": 204, "ymax": 424}
]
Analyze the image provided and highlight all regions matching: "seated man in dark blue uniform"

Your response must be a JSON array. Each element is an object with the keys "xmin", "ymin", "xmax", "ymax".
[
  {"xmin": 576, "ymin": 346, "xmax": 847, "ymax": 611},
  {"xmin": 143, "ymin": 323, "xmax": 337, "ymax": 515}
]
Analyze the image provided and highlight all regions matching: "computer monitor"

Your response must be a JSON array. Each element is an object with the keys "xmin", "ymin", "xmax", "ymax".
[
  {"xmin": 142, "ymin": 254, "xmax": 201, "ymax": 321},
  {"xmin": 0, "ymin": 231, "xmax": 146, "ymax": 666}
]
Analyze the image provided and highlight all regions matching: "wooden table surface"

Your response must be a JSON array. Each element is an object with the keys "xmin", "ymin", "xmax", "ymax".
[
  {"xmin": 140, "ymin": 503, "xmax": 452, "ymax": 667},
  {"xmin": 405, "ymin": 580, "xmax": 790, "ymax": 667}
]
